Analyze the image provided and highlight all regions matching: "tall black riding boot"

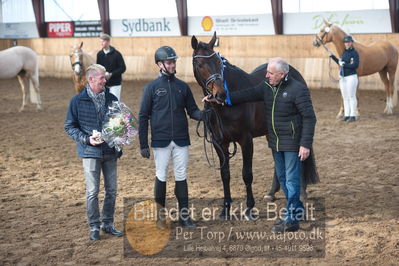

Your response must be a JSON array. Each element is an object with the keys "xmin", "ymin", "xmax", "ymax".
[
  {"xmin": 175, "ymin": 180, "xmax": 196, "ymax": 227},
  {"xmin": 154, "ymin": 177, "xmax": 167, "ymax": 229}
]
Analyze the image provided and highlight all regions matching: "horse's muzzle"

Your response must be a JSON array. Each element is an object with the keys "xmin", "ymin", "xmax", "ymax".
[
  {"xmin": 215, "ymin": 92, "xmax": 227, "ymax": 103},
  {"xmin": 312, "ymin": 40, "xmax": 321, "ymax": 47}
]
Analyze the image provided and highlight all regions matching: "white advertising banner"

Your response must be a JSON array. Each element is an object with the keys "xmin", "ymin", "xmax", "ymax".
[
  {"xmin": 188, "ymin": 14, "xmax": 274, "ymax": 36},
  {"xmin": 110, "ymin": 17, "xmax": 181, "ymax": 37},
  {"xmin": 284, "ymin": 9, "xmax": 391, "ymax": 34},
  {"xmin": 0, "ymin": 22, "xmax": 39, "ymax": 38}
]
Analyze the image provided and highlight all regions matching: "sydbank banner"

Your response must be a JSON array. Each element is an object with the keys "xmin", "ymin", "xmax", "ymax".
[
  {"xmin": 111, "ymin": 17, "xmax": 181, "ymax": 37},
  {"xmin": 284, "ymin": 9, "xmax": 391, "ymax": 34},
  {"xmin": 188, "ymin": 14, "xmax": 274, "ymax": 36}
]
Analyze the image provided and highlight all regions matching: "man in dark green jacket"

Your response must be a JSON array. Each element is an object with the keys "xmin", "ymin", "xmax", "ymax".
[{"xmin": 204, "ymin": 57, "xmax": 316, "ymax": 232}]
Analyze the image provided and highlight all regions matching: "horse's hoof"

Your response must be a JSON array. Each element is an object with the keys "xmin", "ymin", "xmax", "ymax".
[
  {"xmin": 244, "ymin": 208, "xmax": 258, "ymax": 221},
  {"xmin": 264, "ymin": 194, "xmax": 276, "ymax": 201},
  {"xmin": 219, "ymin": 213, "xmax": 230, "ymax": 221},
  {"xmin": 219, "ymin": 209, "xmax": 230, "ymax": 220},
  {"xmin": 301, "ymin": 192, "xmax": 308, "ymax": 201}
]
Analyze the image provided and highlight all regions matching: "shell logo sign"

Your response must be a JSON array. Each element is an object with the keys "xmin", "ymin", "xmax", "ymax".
[{"xmin": 201, "ymin": 16, "xmax": 213, "ymax": 31}]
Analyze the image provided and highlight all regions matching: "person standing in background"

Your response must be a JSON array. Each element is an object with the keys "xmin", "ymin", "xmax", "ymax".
[
  {"xmin": 328, "ymin": 35, "xmax": 360, "ymax": 122},
  {"xmin": 96, "ymin": 34, "xmax": 126, "ymax": 101}
]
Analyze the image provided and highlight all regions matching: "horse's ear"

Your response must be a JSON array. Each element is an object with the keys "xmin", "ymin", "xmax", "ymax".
[
  {"xmin": 323, "ymin": 18, "xmax": 332, "ymax": 27},
  {"xmin": 80, "ymin": 41, "xmax": 83, "ymax": 49},
  {"xmin": 191, "ymin": 35, "xmax": 198, "ymax": 50},
  {"xmin": 209, "ymin": 32, "xmax": 217, "ymax": 48}
]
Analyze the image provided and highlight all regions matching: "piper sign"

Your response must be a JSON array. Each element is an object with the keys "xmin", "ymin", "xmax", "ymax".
[{"xmin": 47, "ymin": 22, "xmax": 74, "ymax": 37}]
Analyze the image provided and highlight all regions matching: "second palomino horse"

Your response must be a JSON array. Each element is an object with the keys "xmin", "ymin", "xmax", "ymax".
[
  {"xmin": 313, "ymin": 20, "xmax": 398, "ymax": 115},
  {"xmin": 69, "ymin": 42, "xmax": 95, "ymax": 93}
]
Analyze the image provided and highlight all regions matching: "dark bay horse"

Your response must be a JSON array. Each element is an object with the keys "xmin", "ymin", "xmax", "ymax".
[{"xmin": 191, "ymin": 33, "xmax": 310, "ymax": 219}]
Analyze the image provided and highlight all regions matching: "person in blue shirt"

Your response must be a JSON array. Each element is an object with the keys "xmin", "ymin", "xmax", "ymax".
[
  {"xmin": 329, "ymin": 35, "xmax": 360, "ymax": 122},
  {"xmin": 139, "ymin": 46, "xmax": 203, "ymax": 229}
]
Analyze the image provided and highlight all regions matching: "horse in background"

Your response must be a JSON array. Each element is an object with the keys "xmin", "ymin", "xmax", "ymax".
[
  {"xmin": 191, "ymin": 32, "xmax": 317, "ymax": 219},
  {"xmin": 313, "ymin": 20, "xmax": 398, "ymax": 116},
  {"xmin": 0, "ymin": 46, "xmax": 42, "ymax": 112},
  {"xmin": 69, "ymin": 42, "xmax": 95, "ymax": 93}
]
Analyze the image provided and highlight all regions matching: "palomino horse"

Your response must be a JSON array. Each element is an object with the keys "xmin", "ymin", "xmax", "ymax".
[
  {"xmin": 69, "ymin": 42, "xmax": 95, "ymax": 93},
  {"xmin": 0, "ymin": 46, "xmax": 42, "ymax": 111},
  {"xmin": 192, "ymin": 32, "xmax": 318, "ymax": 219},
  {"xmin": 313, "ymin": 20, "xmax": 398, "ymax": 115}
]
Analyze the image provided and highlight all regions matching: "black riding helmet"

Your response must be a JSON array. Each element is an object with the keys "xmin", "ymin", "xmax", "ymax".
[
  {"xmin": 343, "ymin": 35, "xmax": 354, "ymax": 42},
  {"xmin": 154, "ymin": 46, "xmax": 178, "ymax": 63}
]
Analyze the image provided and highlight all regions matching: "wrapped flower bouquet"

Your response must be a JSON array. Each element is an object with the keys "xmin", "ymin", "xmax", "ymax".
[{"xmin": 101, "ymin": 101, "xmax": 138, "ymax": 151}]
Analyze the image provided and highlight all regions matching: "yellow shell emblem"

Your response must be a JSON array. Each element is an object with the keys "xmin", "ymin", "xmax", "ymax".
[{"xmin": 201, "ymin": 16, "xmax": 213, "ymax": 31}]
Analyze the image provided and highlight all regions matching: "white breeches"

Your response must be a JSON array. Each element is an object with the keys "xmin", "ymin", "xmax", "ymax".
[
  {"xmin": 339, "ymin": 74, "xmax": 358, "ymax": 117},
  {"xmin": 153, "ymin": 141, "xmax": 189, "ymax": 182},
  {"xmin": 109, "ymin": 85, "xmax": 122, "ymax": 101}
]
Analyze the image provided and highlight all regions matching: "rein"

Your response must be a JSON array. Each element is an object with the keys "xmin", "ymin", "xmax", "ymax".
[{"xmin": 196, "ymin": 103, "xmax": 237, "ymax": 170}]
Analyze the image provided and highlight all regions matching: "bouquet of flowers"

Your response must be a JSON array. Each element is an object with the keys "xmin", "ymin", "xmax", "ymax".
[{"xmin": 100, "ymin": 101, "xmax": 139, "ymax": 152}]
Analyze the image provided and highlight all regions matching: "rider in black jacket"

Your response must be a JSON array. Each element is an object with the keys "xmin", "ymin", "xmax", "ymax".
[{"xmin": 139, "ymin": 46, "xmax": 202, "ymax": 229}]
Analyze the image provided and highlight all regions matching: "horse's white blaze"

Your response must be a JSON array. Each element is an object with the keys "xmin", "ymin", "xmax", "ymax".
[{"xmin": 73, "ymin": 53, "xmax": 81, "ymax": 74}]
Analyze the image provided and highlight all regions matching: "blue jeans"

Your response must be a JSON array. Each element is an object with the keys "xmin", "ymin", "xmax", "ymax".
[
  {"xmin": 272, "ymin": 150, "xmax": 304, "ymax": 224},
  {"xmin": 83, "ymin": 154, "xmax": 118, "ymax": 229}
]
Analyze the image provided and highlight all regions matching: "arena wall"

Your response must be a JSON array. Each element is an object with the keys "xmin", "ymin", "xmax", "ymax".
[{"xmin": 1, "ymin": 33, "xmax": 398, "ymax": 90}]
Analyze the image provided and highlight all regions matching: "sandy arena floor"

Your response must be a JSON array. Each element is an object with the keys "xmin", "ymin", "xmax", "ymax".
[{"xmin": 0, "ymin": 77, "xmax": 398, "ymax": 265}]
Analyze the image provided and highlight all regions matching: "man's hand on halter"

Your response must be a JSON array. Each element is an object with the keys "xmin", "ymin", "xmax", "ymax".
[{"xmin": 202, "ymin": 94, "xmax": 219, "ymax": 104}]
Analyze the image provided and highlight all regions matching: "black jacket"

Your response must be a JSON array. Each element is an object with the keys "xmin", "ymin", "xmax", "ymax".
[
  {"xmin": 229, "ymin": 76, "xmax": 316, "ymax": 152},
  {"xmin": 139, "ymin": 72, "xmax": 202, "ymax": 149},
  {"xmin": 330, "ymin": 47, "xmax": 359, "ymax": 77},
  {"xmin": 96, "ymin": 46, "xmax": 126, "ymax": 86}
]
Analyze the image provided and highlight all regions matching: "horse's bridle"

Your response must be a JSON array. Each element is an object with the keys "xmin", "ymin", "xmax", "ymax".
[
  {"xmin": 193, "ymin": 52, "xmax": 224, "ymax": 95},
  {"xmin": 71, "ymin": 50, "xmax": 83, "ymax": 74},
  {"xmin": 314, "ymin": 25, "xmax": 332, "ymax": 47}
]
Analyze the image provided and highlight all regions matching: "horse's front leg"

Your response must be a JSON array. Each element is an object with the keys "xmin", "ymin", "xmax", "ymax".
[
  {"xmin": 215, "ymin": 141, "xmax": 231, "ymax": 220},
  {"xmin": 239, "ymin": 136, "xmax": 255, "ymax": 220}
]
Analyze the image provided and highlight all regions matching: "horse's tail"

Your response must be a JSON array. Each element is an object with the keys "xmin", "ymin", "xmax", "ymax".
[
  {"xmin": 29, "ymin": 80, "xmax": 40, "ymax": 104},
  {"xmin": 29, "ymin": 58, "xmax": 41, "ymax": 105}
]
